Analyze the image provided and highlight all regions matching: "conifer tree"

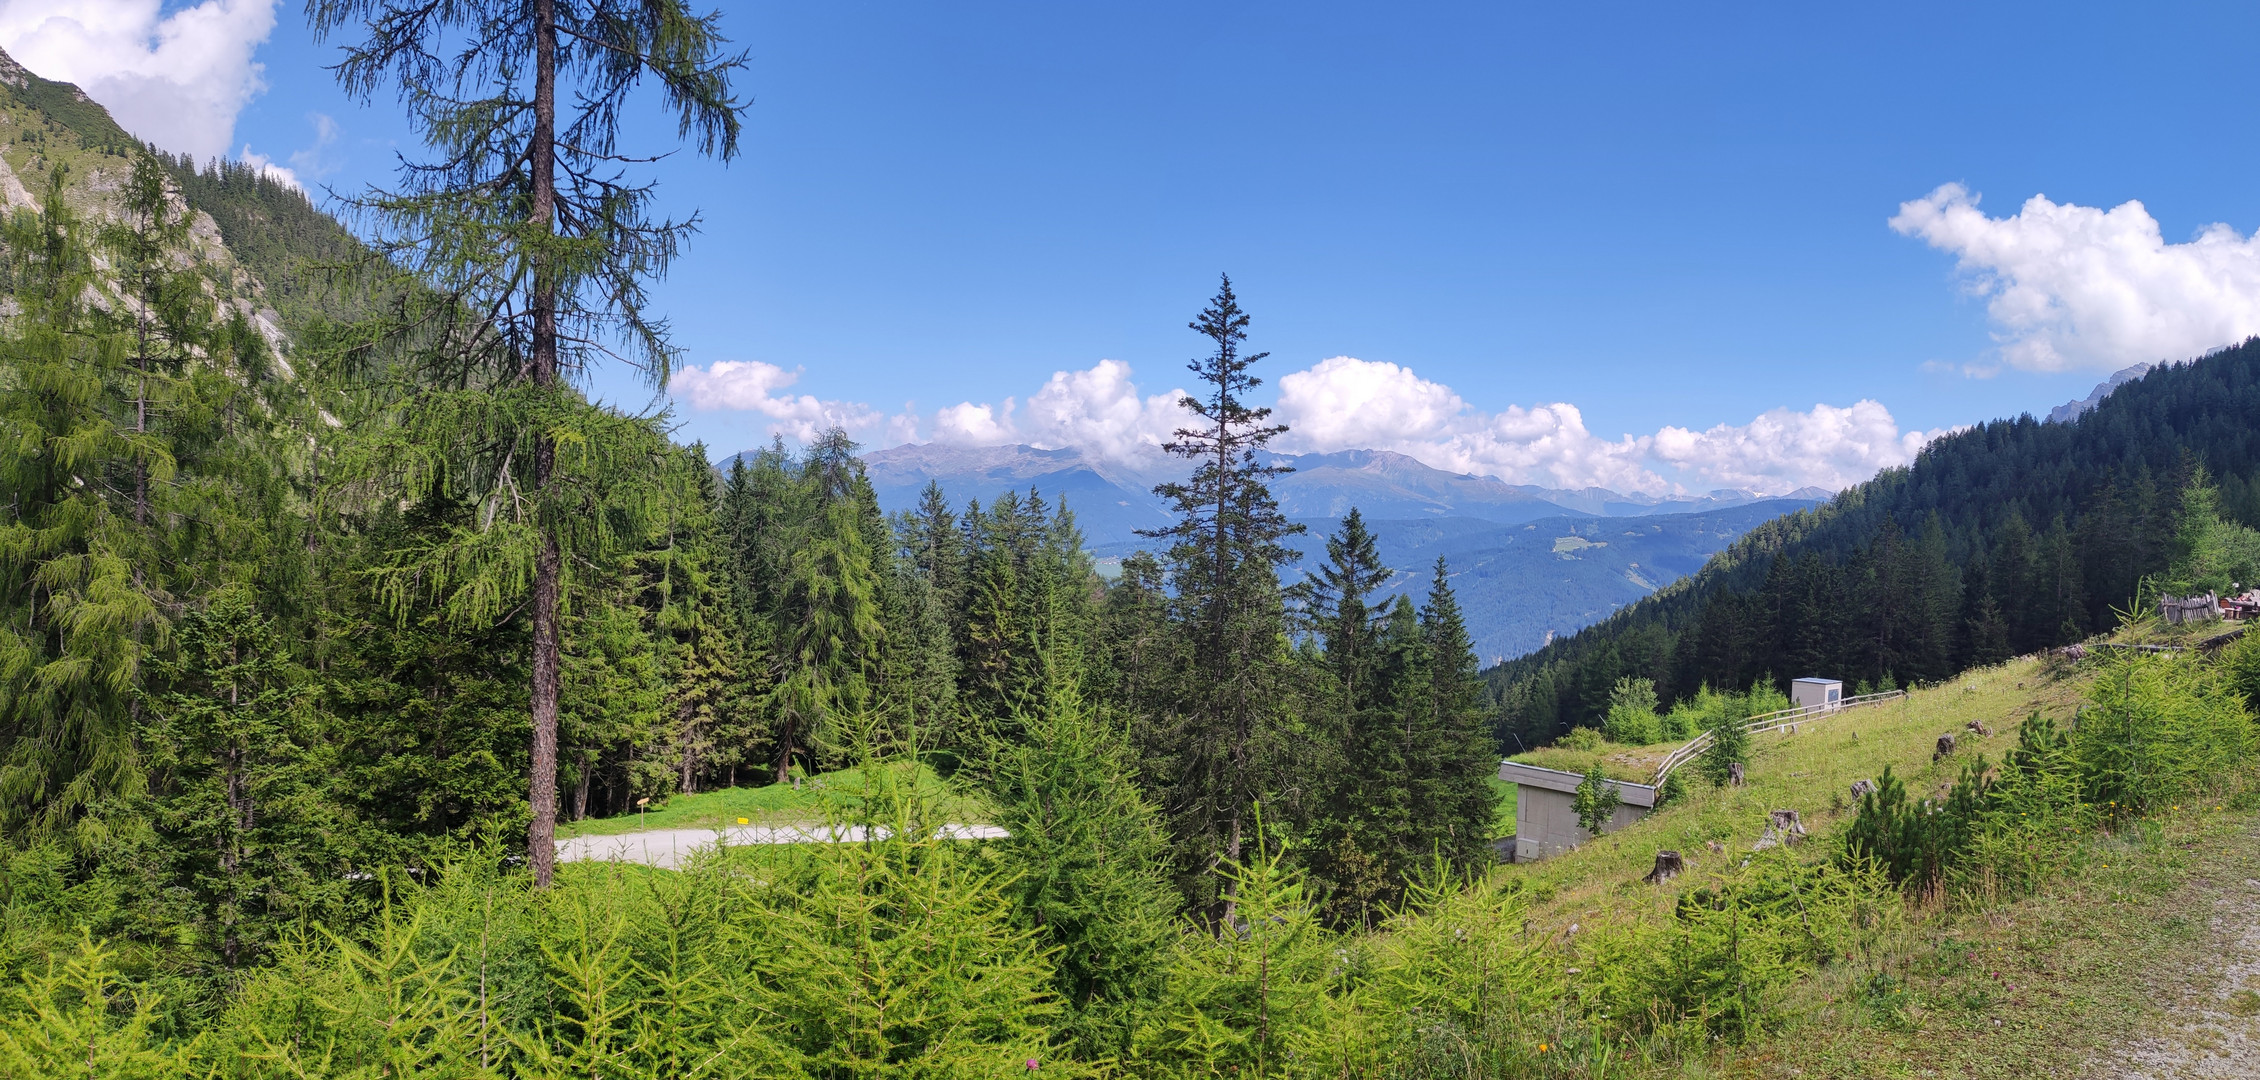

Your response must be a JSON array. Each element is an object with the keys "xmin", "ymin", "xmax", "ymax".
[
  {"xmin": 1139, "ymin": 276, "xmax": 1304, "ymax": 918},
  {"xmin": 309, "ymin": 0, "xmax": 747, "ymax": 887},
  {"xmin": 989, "ymin": 672, "xmax": 1177, "ymax": 1056},
  {"xmin": 138, "ymin": 590, "xmax": 337, "ymax": 968},
  {"xmin": 1306, "ymin": 510, "xmax": 1397, "ymax": 920},
  {"xmin": 0, "ymin": 172, "xmax": 173, "ymax": 837},
  {"xmin": 1415, "ymin": 557, "xmax": 1502, "ymax": 873},
  {"xmin": 1308, "ymin": 509, "xmax": 1389, "ymax": 707}
]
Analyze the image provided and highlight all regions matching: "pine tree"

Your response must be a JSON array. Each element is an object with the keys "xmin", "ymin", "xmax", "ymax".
[{"xmin": 310, "ymin": 0, "xmax": 747, "ymax": 888}]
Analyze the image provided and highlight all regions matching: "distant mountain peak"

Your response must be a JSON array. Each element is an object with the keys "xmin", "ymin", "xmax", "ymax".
[{"xmin": 2048, "ymin": 363, "xmax": 2152, "ymax": 424}]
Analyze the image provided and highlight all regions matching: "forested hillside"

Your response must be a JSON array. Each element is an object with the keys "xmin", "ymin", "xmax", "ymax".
[
  {"xmin": 0, "ymin": 30, "xmax": 1503, "ymax": 1005},
  {"xmin": 1488, "ymin": 341, "xmax": 2260, "ymax": 748}
]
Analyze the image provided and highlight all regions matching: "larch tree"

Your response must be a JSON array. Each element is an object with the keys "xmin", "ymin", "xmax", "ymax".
[
  {"xmin": 307, "ymin": 0, "xmax": 746, "ymax": 886},
  {"xmin": 0, "ymin": 172, "xmax": 173, "ymax": 837}
]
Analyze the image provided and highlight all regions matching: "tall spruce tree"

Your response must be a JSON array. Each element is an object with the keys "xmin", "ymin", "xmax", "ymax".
[
  {"xmin": 1306, "ymin": 510, "xmax": 1396, "ymax": 920},
  {"xmin": 1415, "ymin": 557, "xmax": 1502, "ymax": 874},
  {"xmin": 309, "ymin": 0, "xmax": 746, "ymax": 886},
  {"xmin": 1139, "ymin": 276, "xmax": 1304, "ymax": 919}
]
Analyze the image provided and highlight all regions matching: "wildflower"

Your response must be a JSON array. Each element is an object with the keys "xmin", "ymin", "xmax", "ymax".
[
  {"xmin": 1025, "ymin": 1059, "xmax": 1040, "ymax": 1071},
  {"xmin": 1538, "ymin": 1043, "xmax": 1550, "ymax": 1053}
]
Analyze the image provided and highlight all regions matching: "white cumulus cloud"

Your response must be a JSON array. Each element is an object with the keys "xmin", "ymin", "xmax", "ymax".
[
  {"xmin": 673, "ymin": 360, "xmax": 882, "ymax": 443},
  {"xmin": 1891, "ymin": 182, "xmax": 2260, "ymax": 373},
  {"xmin": 919, "ymin": 359, "xmax": 1190, "ymax": 459},
  {"xmin": 0, "ymin": 0, "xmax": 279, "ymax": 161},
  {"xmin": 1653, "ymin": 401, "xmax": 1940, "ymax": 493},
  {"xmin": 678, "ymin": 353, "xmax": 1938, "ymax": 496},
  {"xmin": 1272, "ymin": 355, "xmax": 1935, "ymax": 495},
  {"xmin": 1274, "ymin": 356, "xmax": 1661, "ymax": 491}
]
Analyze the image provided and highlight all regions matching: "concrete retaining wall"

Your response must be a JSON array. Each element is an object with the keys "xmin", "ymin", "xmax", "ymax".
[{"xmin": 1498, "ymin": 760, "xmax": 1657, "ymax": 862}]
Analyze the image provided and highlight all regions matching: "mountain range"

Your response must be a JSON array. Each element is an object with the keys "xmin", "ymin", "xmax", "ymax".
[
  {"xmin": 854, "ymin": 442, "xmax": 1829, "ymax": 545},
  {"xmin": 834, "ymin": 441, "xmax": 1828, "ymax": 662}
]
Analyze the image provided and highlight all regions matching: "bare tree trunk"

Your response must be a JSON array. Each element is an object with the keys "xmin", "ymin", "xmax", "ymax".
[
  {"xmin": 775, "ymin": 722, "xmax": 795, "ymax": 784},
  {"xmin": 679, "ymin": 703, "xmax": 697, "ymax": 793},
  {"xmin": 525, "ymin": 0, "xmax": 562, "ymax": 889},
  {"xmin": 529, "ymin": 534, "xmax": 561, "ymax": 884},
  {"xmin": 572, "ymin": 749, "xmax": 592, "ymax": 821}
]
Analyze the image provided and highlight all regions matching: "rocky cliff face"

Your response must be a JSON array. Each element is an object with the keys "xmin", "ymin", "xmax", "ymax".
[{"xmin": 0, "ymin": 45, "xmax": 356, "ymax": 364}]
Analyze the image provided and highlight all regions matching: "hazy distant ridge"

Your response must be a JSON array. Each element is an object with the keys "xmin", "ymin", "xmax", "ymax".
[{"xmin": 850, "ymin": 442, "xmax": 1829, "ymax": 544}]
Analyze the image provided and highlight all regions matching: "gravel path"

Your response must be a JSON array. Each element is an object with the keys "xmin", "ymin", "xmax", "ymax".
[
  {"xmin": 555, "ymin": 823, "xmax": 1008, "ymax": 869},
  {"xmin": 2091, "ymin": 873, "xmax": 2260, "ymax": 1078}
]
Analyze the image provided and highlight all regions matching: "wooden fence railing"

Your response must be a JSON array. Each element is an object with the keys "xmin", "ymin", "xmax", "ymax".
[{"xmin": 1649, "ymin": 690, "xmax": 1908, "ymax": 786}]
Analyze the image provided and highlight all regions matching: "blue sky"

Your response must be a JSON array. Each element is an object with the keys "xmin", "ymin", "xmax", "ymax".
[{"xmin": 10, "ymin": 1, "xmax": 2260, "ymax": 493}]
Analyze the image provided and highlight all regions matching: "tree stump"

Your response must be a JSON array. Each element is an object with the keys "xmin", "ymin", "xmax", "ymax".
[
  {"xmin": 1965, "ymin": 719, "xmax": 1993, "ymax": 738},
  {"xmin": 1728, "ymin": 762, "xmax": 1746, "ymax": 786},
  {"xmin": 1770, "ymin": 809, "xmax": 1806, "ymax": 839},
  {"xmin": 1752, "ymin": 809, "xmax": 1808, "ymax": 851},
  {"xmin": 1934, "ymin": 733, "xmax": 1957, "ymax": 761},
  {"xmin": 1644, "ymin": 850, "xmax": 1685, "ymax": 885},
  {"xmin": 1850, "ymin": 778, "xmax": 1877, "ymax": 801}
]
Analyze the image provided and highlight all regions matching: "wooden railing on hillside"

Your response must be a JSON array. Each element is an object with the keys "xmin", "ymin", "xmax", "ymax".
[{"xmin": 1650, "ymin": 690, "xmax": 1909, "ymax": 786}]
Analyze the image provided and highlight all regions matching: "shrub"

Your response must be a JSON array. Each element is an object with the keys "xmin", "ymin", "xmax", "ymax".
[
  {"xmin": 2075, "ymin": 651, "xmax": 2253, "ymax": 815},
  {"xmin": 1657, "ymin": 767, "xmax": 1689, "ymax": 807},
  {"xmin": 1742, "ymin": 679, "xmax": 1790, "ymax": 718},
  {"xmin": 1662, "ymin": 683, "xmax": 1730, "ymax": 741},
  {"xmin": 1557, "ymin": 726, "xmax": 1604, "ymax": 751},
  {"xmin": 1131, "ymin": 838, "xmax": 1339, "ymax": 1079},
  {"xmin": 1572, "ymin": 764, "xmax": 1618, "ymax": 836},
  {"xmin": 1602, "ymin": 677, "xmax": 1661, "ymax": 745},
  {"xmin": 1620, "ymin": 851, "xmax": 1893, "ymax": 1043},
  {"xmin": 1363, "ymin": 874, "xmax": 1560, "ymax": 1076},
  {"xmin": 1840, "ymin": 762, "xmax": 1989, "ymax": 891},
  {"xmin": 2220, "ymin": 628, "xmax": 2260, "ymax": 712},
  {"xmin": 1698, "ymin": 707, "xmax": 1750, "ymax": 787},
  {"xmin": 1963, "ymin": 714, "xmax": 2091, "ymax": 898}
]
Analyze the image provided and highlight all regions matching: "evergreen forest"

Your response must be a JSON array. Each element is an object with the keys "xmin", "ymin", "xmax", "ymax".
[{"xmin": 1490, "ymin": 341, "xmax": 2260, "ymax": 748}]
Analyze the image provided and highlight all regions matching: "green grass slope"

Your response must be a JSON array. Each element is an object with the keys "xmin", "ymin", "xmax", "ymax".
[{"xmin": 1502, "ymin": 658, "xmax": 2082, "ymax": 925}]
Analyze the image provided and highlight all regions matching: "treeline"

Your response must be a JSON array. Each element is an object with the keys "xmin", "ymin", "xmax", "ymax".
[{"xmin": 1490, "ymin": 340, "xmax": 2260, "ymax": 746}]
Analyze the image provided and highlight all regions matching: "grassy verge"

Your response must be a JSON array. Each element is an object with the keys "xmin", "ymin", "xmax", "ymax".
[
  {"xmin": 1481, "ymin": 650, "xmax": 2260, "ymax": 1078},
  {"xmin": 1725, "ymin": 805, "xmax": 2260, "ymax": 1078},
  {"xmin": 555, "ymin": 762, "xmax": 990, "ymax": 838}
]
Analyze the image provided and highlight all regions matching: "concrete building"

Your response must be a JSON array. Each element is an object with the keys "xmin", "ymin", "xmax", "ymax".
[
  {"xmin": 1790, "ymin": 677, "xmax": 1842, "ymax": 712},
  {"xmin": 1498, "ymin": 760, "xmax": 1658, "ymax": 862}
]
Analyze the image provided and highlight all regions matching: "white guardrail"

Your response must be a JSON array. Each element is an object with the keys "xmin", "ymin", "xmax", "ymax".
[{"xmin": 1649, "ymin": 690, "xmax": 1908, "ymax": 786}]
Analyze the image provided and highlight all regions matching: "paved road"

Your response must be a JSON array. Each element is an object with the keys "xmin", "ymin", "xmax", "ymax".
[{"xmin": 556, "ymin": 824, "xmax": 1008, "ymax": 869}]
